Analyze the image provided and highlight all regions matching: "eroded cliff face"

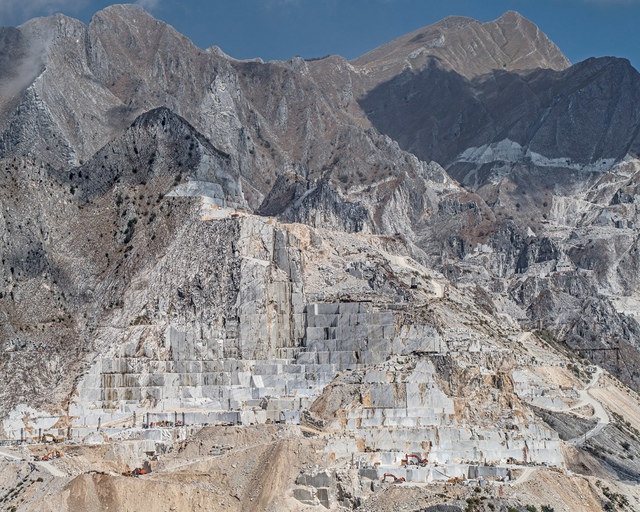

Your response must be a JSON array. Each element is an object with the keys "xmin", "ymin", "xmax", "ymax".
[{"xmin": 1, "ymin": 5, "xmax": 458, "ymax": 216}]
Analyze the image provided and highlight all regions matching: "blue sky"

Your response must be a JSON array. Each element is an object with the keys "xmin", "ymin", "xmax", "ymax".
[{"xmin": 1, "ymin": 0, "xmax": 639, "ymax": 70}]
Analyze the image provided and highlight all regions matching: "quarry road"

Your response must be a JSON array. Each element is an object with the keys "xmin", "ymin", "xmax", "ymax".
[
  {"xmin": 0, "ymin": 449, "xmax": 22, "ymax": 461},
  {"xmin": 432, "ymin": 280, "xmax": 445, "ymax": 298},
  {"xmin": 34, "ymin": 461, "xmax": 66, "ymax": 477},
  {"xmin": 523, "ymin": 366, "xmax": 609, "ymax": 446},
  {"xmin": 512, "ymin": 466, "xmax": 535, "ymax": 486},
  {"xmin": 156, "ymin": 439, "xmax": 276, "ymax": 473},
  {"xmin": 0, "ymin": 450, "xmax": 67, "ymax": 477},
  {"xmin": 567, "ymin": 367, "xmax": 609, "ymax": 446}
]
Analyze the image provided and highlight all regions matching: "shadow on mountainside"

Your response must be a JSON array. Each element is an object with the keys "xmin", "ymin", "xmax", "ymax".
[{"xmin": 358, "ymin": 56, "xmax": 640, "ymax": 187}]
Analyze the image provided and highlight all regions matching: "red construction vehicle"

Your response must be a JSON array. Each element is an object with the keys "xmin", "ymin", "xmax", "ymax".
[
  {"xmin": 381, "ymin": 473, "xmax": 405, "ymax": 483},
  {"xmin": 36, "ymin": 451, "xmax": 63, "ymax": 461},
  {"xmin": 122, "ymin": 468, "xmax": 147, "ymax": 477},
  {"xmin": 406, "ymin": 454, "xmax": 428, "ymax": 467}
]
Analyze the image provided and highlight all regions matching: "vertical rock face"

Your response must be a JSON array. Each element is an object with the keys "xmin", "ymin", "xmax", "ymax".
[
  {"xmin": 0, "ymin": 26, "xmax": 40, "ymax": 108},
  {"xmin": 18, "ymin": 14, "xmax": 130, "ymax": 164},
  {"xmin": 0, "ymin": 85, "xmax": 77, "ymax": 168}
]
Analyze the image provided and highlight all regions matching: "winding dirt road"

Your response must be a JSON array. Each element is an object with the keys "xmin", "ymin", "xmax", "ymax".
[
  {"xmin": 0, "ymin": 449, "xmax": 67, "ymax": 477},
  {"xmin": 565, "ymin": 367, "xmax": 609, "ymax": 446}
]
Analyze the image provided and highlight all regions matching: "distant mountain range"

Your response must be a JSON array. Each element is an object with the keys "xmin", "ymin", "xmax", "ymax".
[{"xmin": 1, "ymin": 4, "xmax": 640, "ymax": 410}]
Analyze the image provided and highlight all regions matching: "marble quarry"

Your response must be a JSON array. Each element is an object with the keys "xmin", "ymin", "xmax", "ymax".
[
  {"xmin": 64, "ymin": 301, "xmax": 443, "ymax": 433},
  {"xmin": 1, "ymin": 216, "xmax": 567, "ymax": 480},
  {"xmin": 320, "ymin": 361, "xmax": 564, "ymax": 474}
]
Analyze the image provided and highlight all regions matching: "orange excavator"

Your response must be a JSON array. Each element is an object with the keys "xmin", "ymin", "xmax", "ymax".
[
  {"xmin": 122, "ymin": 468, "xmax": 147, "ymax": 477},
  {"xmin": 35, "ymin": 451, "xmax": 63, "ymax": 461},
  {"xmin": 381, "ymin": 474, "xmax": 405, "ymax": 483},
  {"xmin": 406, "ymin": 454, "xmax": 428, "ymax": 467}
]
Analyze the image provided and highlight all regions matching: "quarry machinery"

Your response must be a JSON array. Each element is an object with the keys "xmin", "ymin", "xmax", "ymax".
[
  {"xmin": 36, "ymin": 451, "xmax": 62, "ymax": 461},
  {"xmin": 122, "ymin": 468, "xmax": 147, "ymax": 477},
  {"xmin": 381, "ymin": 474, "xmax": 405, "ymax": 483},
  {"xmin": 406, "ymin": 454, "xmax": 428, "ymax": 467}
]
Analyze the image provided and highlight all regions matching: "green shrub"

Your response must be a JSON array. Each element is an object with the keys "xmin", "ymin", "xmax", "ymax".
[{"xmin": 465, "ymin": 497, "xmax": 482, "ymax": 512}]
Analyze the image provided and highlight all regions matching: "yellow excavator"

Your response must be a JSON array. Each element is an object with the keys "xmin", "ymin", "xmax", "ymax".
[
  {"xmin": 122, "ymin": 468, "xmax": 147, "ymax": 477},
  {"xmin": 405, "ymin": 454, "xmax": 428, "ymax": 467}
]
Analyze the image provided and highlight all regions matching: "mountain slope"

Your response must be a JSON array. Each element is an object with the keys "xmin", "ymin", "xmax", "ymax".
[
  {"xmin": 352, "ymin": 11, "xmax": 570, "ymax": 80},
  {"xmin": 358, "ymin": 55, "xmax": 640, "ymax": 187},
  {"xmin": 0, "ymin": 5, "xmax": 639, "ymax": 404}
]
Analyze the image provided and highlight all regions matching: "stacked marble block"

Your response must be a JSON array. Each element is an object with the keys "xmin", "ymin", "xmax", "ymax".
[
  {"xmin": 328, "ymin": 425, "xmax": 563, "ymax": 465},
  {"xmin": 323, "ymin": 361, "xmax": 564, "ymax": 467},
  {"xmin": 300, "ymin": 302, "xmax": 395, "ymax": 369},
  {"xmin": 358, "ymin": 464, "xmax": 508, "ymax": 483},
  {"xmin": 300, "ymin": 302, "xmax": 443, "ymax": 369},
  {"xmin": 74, "ymin": 301, "xmax": 444, "ymax": 427},
  {"xmin": 72, "ymin": 354, "xmax": 321, "ymax": 426}
]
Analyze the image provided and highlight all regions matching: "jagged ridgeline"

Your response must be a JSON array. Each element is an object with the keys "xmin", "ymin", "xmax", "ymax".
[{"xmin": 1, "ymin": 4, "xmax": 640, "ymax": 511}]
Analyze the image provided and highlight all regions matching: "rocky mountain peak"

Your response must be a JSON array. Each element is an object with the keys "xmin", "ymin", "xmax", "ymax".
[
  {"xmin": 351, "ymin": 11, "xmax": 570, "ymax": 82},
  {"xmin": 432, "ymin": 15, "xmax": 475, "ymax": 30},
  {"xmin": 495, "ymin": 9, "xmax": 528, "ymax": 26},
  {"xmin": 90, "ymin": 3, "xmax": 158, "ymax": 24},
  {"xmin": 491, "ymin": 10, "xmax": 570, "ymax": 70}
]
